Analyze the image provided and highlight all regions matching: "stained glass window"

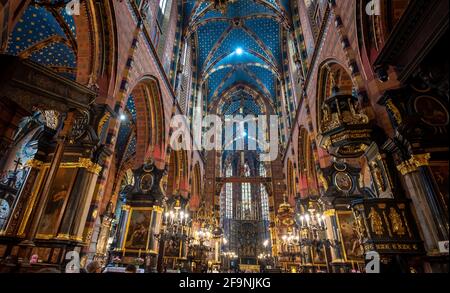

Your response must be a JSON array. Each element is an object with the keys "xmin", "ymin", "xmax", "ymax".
[
  {"xmin": 241, "ymin": 182, "xmax": 252, "ymax": 215},
  {"xmin": 225, "ymin": 165, "xmax": 233, "ymax": 219},
  {"xmin": 261, "ymin": 184, "xmax": 269, "ymax": 221}
]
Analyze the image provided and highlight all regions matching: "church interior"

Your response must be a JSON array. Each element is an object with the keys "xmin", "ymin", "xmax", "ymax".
[{"xmin": 0, "ymin": 0, "xmax": 448, "ymax": 274}]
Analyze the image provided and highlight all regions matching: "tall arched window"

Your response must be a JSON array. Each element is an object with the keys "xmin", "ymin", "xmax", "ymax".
[
  {"xmin": 159, "ymin": 0, "xmax": 168, "ymax": 12},
  {"xmin": 225, "ymin": 165, "xmax": 233, "ymax": 219},
  {"xmin": 260, "ymin": 184, "xmax": 269, "ymax": 221},
  {"xmin": 241, "ymin": 182, "xmax": 252, "ymax": 216}
]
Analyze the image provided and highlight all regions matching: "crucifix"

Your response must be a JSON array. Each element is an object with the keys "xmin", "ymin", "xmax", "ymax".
[
  {"xmin": 13, "ymin": 157, "xmax": 23, "ymax": 173},
  {"xmin": 6, "ymin": 157, "xmax": 23, "ymax": 188}
]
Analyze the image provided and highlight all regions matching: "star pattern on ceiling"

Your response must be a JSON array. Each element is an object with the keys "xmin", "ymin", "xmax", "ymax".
[
  {"xmin": 183, "ymin": 0, "xmax": 291, "ymax": 114},
  {"xmin": 116, "ymin": 94, "xmax": 138, "ymax": 162},
  {"xmin": 6, "ymin": 1, "xmax": 77, "ymax": 80}
]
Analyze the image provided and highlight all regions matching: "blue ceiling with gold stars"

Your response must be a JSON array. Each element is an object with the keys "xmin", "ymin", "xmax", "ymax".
[
  {"xmin": 184, "ymin": 0, "xmax": 290, "ymax": 113},
  {"xmin": 116, "ymin": 94, "xmax": 137, "ymax": 162},
  {"xmin": 6, "ymin": 1, "xmax": 77, "ymax": 80}
]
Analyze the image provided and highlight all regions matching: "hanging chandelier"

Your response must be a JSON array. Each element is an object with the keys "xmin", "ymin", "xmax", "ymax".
[{"xmin": 160, "ymin": 198, "xmax": 192, "ymax": 239}]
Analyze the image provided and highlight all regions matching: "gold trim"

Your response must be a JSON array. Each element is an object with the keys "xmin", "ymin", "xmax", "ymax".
[
  {"xmin": 78, "ymin": 158, "xmax": 102, "ymax": 175},
  {"xmin": 97, "ymin": 113, "xmax": 111, "ymax": 135},
  {"xmin": 413, "ymin": 153, "xmax": 431, "ymax": 167},
  {"xmin": 385, "ymin": 99, "xmax": 403, "ymax": 125},
  {"xmin": 56, "ymin": 233, "xmax": 83, "ymax": 242},
  {"xmin": 17, "ymin": 166, "xmax": 49, "ymax": 237},
  {"xmin": 324, "ymin": 209, "xmax": 336, "ymax": 216},
  {"xmin": 25, "ymin": 159, "xmax": 44, "ymax": 169},
  {"xmin": 36, "ymin": 233, "xmax": 54, "ymax": 240},
  {"xmin": 396, "ymin": 153, "xmax": 431, "ymax": 175}
]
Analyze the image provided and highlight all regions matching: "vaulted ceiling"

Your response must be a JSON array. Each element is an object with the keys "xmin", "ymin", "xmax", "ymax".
[
  {"xmin": 6, "ymin": 1, "xmax": 77, "ymax": 80},
  {"xmin": 183, "ymin": 0, "xmax": 292, "ymax": 114}
]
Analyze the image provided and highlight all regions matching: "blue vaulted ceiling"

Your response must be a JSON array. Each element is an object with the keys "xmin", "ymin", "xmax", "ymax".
[
  {"xmin": 6, "ymin": 1, "xmax": 77, "ymax": 80},
  {"xmin": 184, "ymin": 0, "xmax": 290, "ymax": 113}
]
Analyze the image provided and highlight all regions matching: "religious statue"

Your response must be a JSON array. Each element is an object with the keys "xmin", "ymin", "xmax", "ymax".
[
  {"xmin": 322, "ymin": 104, "xmax": 331, "ymax": 123},
  {"xmin": 389, "ymin": 207, "xmax": 406, "ymax": 236},
  {"xmin": 344, "ymin": 97, "xmax": 369, "ymax": 125},
  {"xmin": 353, "ymin": 210, "xmax": 367, "ymax": 240},
  {"xmin": 350, "ymin": 222, "xmax": 364, "ymax": 257},
  {"xmin": 371, "ymin": 161, "xmax": 386, "ymax": 194},
  {"xmin": 367, "ymin": 207, "xmax": 384, "ymax": 236}
]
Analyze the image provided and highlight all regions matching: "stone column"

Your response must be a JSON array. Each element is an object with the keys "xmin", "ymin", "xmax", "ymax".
[{"xmin": 396, "ymin": 154, "xmax": 444, "ymax": 255}]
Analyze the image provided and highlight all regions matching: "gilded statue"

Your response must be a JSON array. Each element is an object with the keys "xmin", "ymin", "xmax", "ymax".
[
  {"xmin": 389, "ymin": 207, "xmax": 406, "ymax": 236},
  {"xmin": 371, "ymin": 162, "xmax": 386, "ymax": 194},
  {"xmin": 322, "ymin": 104, "xmax": 331, "ymax": 123},
  {"xmin": 318, "ymin": 170, "xmax": 329, "ymax": 192},
  {"xmin": 367, "ymin": 207, "xmax": 384, "ymax": 236},
  {"xmin": 353, "ymin": 211, "xmax": 366, "ymax": 240},
  {"xmin": 345, "ymin": 98, "xmax": 369, "ymax": 125}
]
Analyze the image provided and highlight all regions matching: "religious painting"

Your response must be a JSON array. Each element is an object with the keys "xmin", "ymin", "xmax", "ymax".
[
  {"xmin": 124, "ymin": 209, "xmax": 151, "ymax": 250},
  {"xmin": 334, "ymin": 172, "xmax": 353, "ymax": 192},
  {"xmin": 164, "ymin": 238, "xmax": 181, "ymax": 258},
  {"xmin": 429, "ymin": 162, "xmax": 449, "ymax": 211},
  {"xmin": 37, "ymin": 167, "xmax": 78, "ymax": 237},
  {"xmin": 414, "ymin": 95, "xmax": 449, "ymax": 126},
  {"xmin": 336, "ymin": 212, "xmax": 364, "ymax": 261}
]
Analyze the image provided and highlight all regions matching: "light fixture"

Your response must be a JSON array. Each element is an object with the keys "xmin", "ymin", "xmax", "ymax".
[
  {"xmin": 235, "ymin": 47, "xmax": 244, "ymax": 55},
  {"xmin": 119, "ymin": 113, "xmax": 127, "ymax": 121}
]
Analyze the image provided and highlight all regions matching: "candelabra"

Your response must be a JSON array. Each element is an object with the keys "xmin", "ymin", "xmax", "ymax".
[
  {"xmin": 160, "ymin": 204, "xmax": 192, "ymax": 238},
  {"xmin": 155, "ymin": 198, "xmax": 192, "ymax": 273}
]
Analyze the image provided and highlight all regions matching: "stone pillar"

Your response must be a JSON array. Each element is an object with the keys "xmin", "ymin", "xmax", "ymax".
[{"xmin": 396, "ymin": 154, "xmax": 444, "ymax": 255}]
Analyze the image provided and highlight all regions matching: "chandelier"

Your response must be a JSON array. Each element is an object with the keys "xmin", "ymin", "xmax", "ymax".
[
  {"xmin": 160, "ymin": 197, "xmax": 192, "ymax": 239},
  {"xmin": 257, "ymin": 252, "xmax": 271, "ymax": 260},
  {"xmin": 222, "ymin": 251, "xmax": 238, "ymax": 259},
  {"xmin": 295, "ymin": 199, "xmax": 337, "ymax": 251}
]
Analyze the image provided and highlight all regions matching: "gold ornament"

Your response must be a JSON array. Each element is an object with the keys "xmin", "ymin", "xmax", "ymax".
[
  {"xmin": 367, "ymin": 207, "xmax": 384, "ymax": 236},
  {"xmin": 389, "ymin": 207, "xmax": 406, "ymax": 236}
]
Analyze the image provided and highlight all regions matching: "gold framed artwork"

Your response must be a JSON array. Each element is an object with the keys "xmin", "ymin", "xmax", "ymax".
[
  {"xmin": 164, "ymin": 238, "xmax": 182, "ymax": 258},
  {"xmin": 334, "ymin": 172, "xmax": 353, "ymax": 192},
  {"xmin": 36, "ymin": 166, "xmax": 78, "ymax": 238},
  {"xmin": 336, "ymin": 211, "xmax": 364, "ymax": 262},
  {"xmin": 429, "ymin": 162, "xmax": 449, "ymax": 210},
  {"xmin": 414, "ymin": 95, "xmax": 449, "ymax": 126},
  {"xmin": 124, "ymin": 208, "xmax": 153, "ymax": 251}
]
